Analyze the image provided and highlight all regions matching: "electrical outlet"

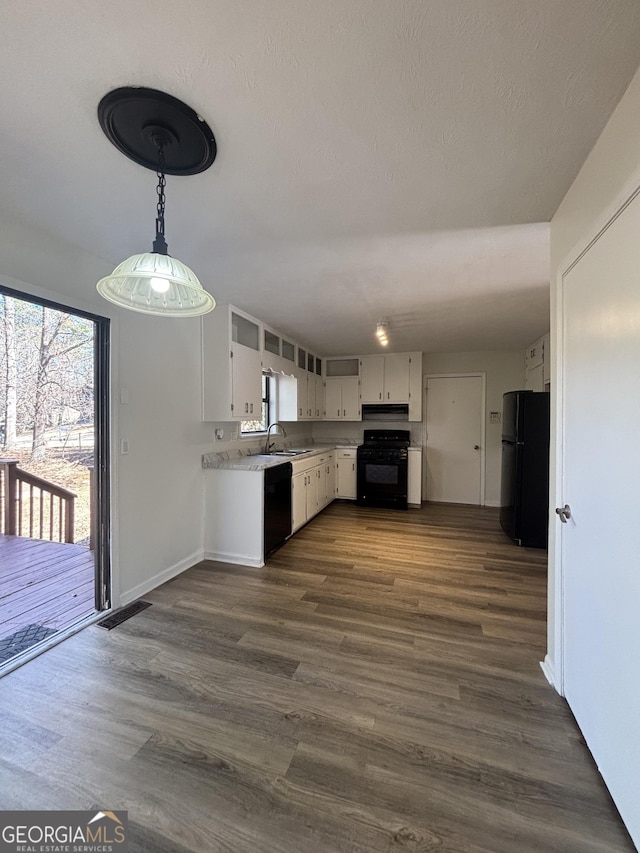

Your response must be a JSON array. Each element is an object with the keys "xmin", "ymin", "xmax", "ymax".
[
  {"xmin": 120, "ymin": 439, "xmax": 130, "ymax": 455},
  {"xmin": 215, "ymin": 428, "xmax": 224, "ymax": 440}
]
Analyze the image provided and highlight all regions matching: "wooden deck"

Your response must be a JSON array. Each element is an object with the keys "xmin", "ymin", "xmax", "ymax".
[{"xmin": 0, "ymin": 534, "xmax": 95, "ymax": 641}]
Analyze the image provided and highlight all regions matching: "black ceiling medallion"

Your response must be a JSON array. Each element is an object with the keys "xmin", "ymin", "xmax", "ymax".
[{"xmin": 97, "ymin": 86, "xmax": 217, "ymax": 175}]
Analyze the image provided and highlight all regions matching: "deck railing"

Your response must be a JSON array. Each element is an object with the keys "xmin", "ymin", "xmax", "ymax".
[{"xmin": 0, "ymin": 458, "xmax": 76, "ymax": 544}]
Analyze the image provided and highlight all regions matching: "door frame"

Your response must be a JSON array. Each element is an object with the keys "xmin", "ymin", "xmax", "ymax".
[
  {"xmin": 549, "ymin": 166, "xmax": 640, "ymax": 697},
  {"xmin": 0, "ymin": 281, "xmax": 111, "ymax": 612},
  {"xmin": 422, "ymin": 372, "xmax": 486, "ymax": 506}
]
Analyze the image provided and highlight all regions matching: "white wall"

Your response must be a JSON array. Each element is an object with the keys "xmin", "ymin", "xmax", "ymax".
[
  {"xmin": 208, "ymin": 420, "xmax": 313, "ymax": 455},
  {"xmin": 422, "ymin": 351, "xmax": 525, "ymax": 506},
  {"xmin": 311, "ymin": 420, "xmax": 422, "ymax": 446},
  {"xmin": 552, "ymin": 71, "xmax": 640, "ymax": 272},
  {"xmin": 0, "ymin": 211, "xmax": 213, "ymax": 606}
]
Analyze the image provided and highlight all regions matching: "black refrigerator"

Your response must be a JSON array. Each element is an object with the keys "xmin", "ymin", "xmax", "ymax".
[{"xmin": 500, "ymin": 390, "xmax": 550, "ymax": 548}]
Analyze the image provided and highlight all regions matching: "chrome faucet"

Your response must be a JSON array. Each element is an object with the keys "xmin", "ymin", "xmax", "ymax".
[{"xmin": 264, "ymin": 422, "xmax": 287, "ymax": 453}]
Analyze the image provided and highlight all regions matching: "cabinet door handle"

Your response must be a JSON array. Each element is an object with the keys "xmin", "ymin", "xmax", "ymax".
[
  {"xmin": 343, "ymin": 409, "xmax": 346, "ymax": 417},
  {"xmin": 250, "ymin": 403, "xmax": 253, "ymax": 414},
  {"xmin": 387, "ymin": 392, "xmax": 390, "ymax": 399},
  {"xmin": 299, "ymin": 407, "xmax": 302, "ymax": 417},
  {"xmin": 379, "ymin": 392, "xmax": 382, "ymax": 400},
  {"xmin": 337, "ymin": 409, "xmax": 340, "ymax": 417},
  {"xmin": 245, "ymin": 403, "xmax": 249, "ymax": 413},
  {"xmin": 352, "ymin": 463, "xmax": 355, "ymax": 471}
]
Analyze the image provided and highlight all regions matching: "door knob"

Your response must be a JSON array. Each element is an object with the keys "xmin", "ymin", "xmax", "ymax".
[
  {"xmin": 555, "ymin": 504, "xmax": 572, "ymax": 523},
  {"xmin": 474, "ymin": 445, "xmax": 480, "ymax": 450}
]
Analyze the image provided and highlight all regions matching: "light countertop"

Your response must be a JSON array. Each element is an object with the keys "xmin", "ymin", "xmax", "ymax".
[{"xmin": 203, "ymin": 445, "xmax": 332, "ymax": 472}]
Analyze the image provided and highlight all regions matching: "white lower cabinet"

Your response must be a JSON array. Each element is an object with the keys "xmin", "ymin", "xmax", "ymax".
[
  {"xmin": 291, "ymin": 470, "xmax": 309, "ymax": 532},
  {"xmin": 291, "ymin": 452, "xmax": 336, "ymax": 532},
  {"xmin": 204, "ymin": 468, "xmax": 265, "ymax": 566},
  {"xmin": 325, "ymin": 452, "xmax": 336, "ymax": 502},
  {"xmin": 336, "ymin": 448, "xmax": 357, "ymax": 499}
]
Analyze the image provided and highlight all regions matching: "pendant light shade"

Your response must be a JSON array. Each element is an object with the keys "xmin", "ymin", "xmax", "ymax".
[
  {"xmin": 97, "ymin": 251, "xmax": 215, "ymax": 317},
  {"xmin": 96, "ymin": 87, "xmax": 217, "ymax": 318}
]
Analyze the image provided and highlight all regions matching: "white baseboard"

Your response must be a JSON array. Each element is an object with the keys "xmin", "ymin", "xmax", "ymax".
[
  {"xmin": 484, "ymin": 499, "xmax": 501, "ymax": 507},
  {"xmin": 203, "ymin": 550, "xmax": 264, "ymax": 568},
  {"xmin": 540, "ymin": 655, "xmax": 556, "ymax": 689},
  {"xmin": 119, "ymin": 549, "xmax": 204, "ymax": 607}
]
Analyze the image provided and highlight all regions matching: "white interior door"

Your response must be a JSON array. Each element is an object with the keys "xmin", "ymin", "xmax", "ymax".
[
  {"xmin": 560, "ymin": 191, "xmax": 640, "ymax": 846},
  {"xmin": 425, "ymin": 376, "xmax": 483, "ymax": 504}
]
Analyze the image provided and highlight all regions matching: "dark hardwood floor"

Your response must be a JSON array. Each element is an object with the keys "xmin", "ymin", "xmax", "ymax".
[{"xmin": 0, "ymin": 502, "xmax": 633, "ymax": 852}]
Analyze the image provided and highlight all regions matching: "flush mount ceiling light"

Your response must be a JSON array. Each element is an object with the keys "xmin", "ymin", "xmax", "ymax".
[
  {"xmin": 375, "ymin": 321, "xmax": 389, "ymax": 347},
  {"xmin": 96, "ymin": 87, "xmax": 216, "ymax": 317}
]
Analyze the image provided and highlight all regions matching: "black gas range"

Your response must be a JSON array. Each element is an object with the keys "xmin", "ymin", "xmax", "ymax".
[{"xmin": 356, "ymin": 429, "xmax": 410, "ymax": 510}]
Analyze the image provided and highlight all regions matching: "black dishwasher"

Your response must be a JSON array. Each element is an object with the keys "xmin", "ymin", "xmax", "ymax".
[{"xmin": 264, "ymin": 462, "xmax": 292, "ymax": 558}]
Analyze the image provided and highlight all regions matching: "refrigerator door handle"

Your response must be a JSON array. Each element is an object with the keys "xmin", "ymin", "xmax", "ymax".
[{"xmin": 555, "ymin": 504, "xmax": 572, "ymax": 523}]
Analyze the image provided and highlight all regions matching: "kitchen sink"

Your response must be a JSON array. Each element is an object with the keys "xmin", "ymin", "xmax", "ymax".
[{"xmin": 270, "ymin": 449, "xmax": 313, "ymax": 456}]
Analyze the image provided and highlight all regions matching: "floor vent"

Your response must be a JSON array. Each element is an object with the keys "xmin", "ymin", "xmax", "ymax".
[
  {"xmin": 0, "ymin": 624, "xmax": 58, "ymax": 664},
  {"xmin": 97, "ymin": 600, "xmax": 152, "ymax": 630}
]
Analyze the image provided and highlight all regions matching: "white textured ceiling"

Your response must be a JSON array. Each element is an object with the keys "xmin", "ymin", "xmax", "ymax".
[{"xmin": 1, "ymin": 0, "xmax": 640, "ymax": 354}]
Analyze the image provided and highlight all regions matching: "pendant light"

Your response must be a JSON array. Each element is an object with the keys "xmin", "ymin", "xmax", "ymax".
[{"xmin": 96, "ymin": 87, "xmax": 217, "ymax": 317}]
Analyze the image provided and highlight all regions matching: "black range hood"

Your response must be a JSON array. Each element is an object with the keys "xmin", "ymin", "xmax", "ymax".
[{"xmin": 361, "ymin": 403, "xmax": 409, "ymax": 421}]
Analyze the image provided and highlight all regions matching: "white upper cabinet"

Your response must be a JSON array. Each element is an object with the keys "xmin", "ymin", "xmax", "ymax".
[
  {"xmin": 277, "ymin": 349, "xmax": 323, "ymax": 421},
  {"xmin": 325, "ymin": 376, "xmax": 360, "ymax": 420},
  {"xmin": 525, "ymin": 338, "xmax": 544, "ymax": 371},
  {"xmin": 384, "ymin": 353, "xmax": 411, "ymax": 401},
  {"xmin": 202, "ymin": 305, "xmax": 262, "ymax": 421},
  {"xmin": 360, "ymin": 356, "xmax": 385, "ymax": 401},
  {"xmin": 231, "ymin": 339, "xmax": 262, "ymax": 419},
  {"xmin": 360, "ymin": 353, "xmax": 411, "ymax": 402},
  {"xmin": 542, "ymin": 332, "xmax": 550, "ymax": 385},
  {"xmin": 524, "ymin": 332, "xmax": 550, "ymax": 392},
  {"xmin": 408, "ymin": 355, "xmax": 422, "ymax": 421}
]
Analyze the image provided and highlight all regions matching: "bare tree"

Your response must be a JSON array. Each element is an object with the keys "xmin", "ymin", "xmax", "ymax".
[
  {"xmin": 1, "ymin": 294, "xmax": 17, "ymax": 448},
  {"xmin": 30, "ymin": 306, "xmax": 92, "ymax": 461}
]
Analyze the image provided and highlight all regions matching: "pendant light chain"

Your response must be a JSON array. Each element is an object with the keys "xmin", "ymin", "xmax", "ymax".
[
  {"xmin": 152, "ymin": 142, "xmax": 169, "ymax": 255},
  {"xmin": 156, "ymin": 145, "xmax": 166, "ymax": 239}
]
